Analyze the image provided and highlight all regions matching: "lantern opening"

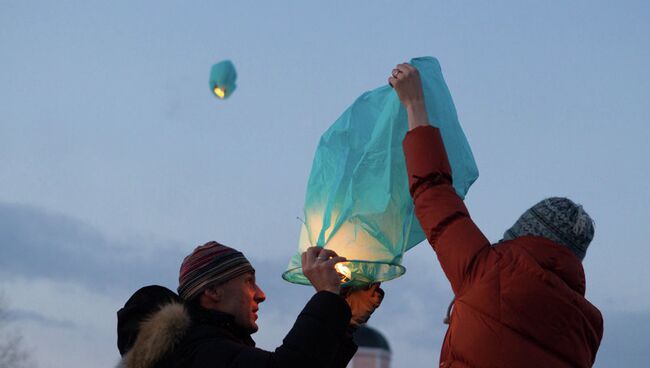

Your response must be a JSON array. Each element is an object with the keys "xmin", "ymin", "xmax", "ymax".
[
  {"xmin": 213, "ymin": 86, "xmax": 226, "ymax": 99},
  {"xmin": 283, "ymin": 260, "xmax": 405, "ymax": 287}
]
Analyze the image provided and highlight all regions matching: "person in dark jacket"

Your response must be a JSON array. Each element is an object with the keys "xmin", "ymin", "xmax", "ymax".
[
  {"xmin": 117, "ymin": 241, "xmax": 383, "ymax": 368},
  {"xmin": 388, "ymin": 63, "xmax": 603, "ymax": 367},
  {"xmin": 116, "ymin": 285, "xmax": 184, "ymax": 360}
]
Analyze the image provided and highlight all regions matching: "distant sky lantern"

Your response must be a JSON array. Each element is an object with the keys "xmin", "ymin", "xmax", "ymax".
[
  {"xmin": 209, "ymin": 60, "xmax": 237, "ymax": 99},
  {"xmin": 283, "ymin": 57, "xmax": 479, "ymax": 287}
]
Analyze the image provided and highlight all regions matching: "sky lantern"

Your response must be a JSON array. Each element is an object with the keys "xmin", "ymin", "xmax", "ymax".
[
  {"xmin": 283, "ymin": 57, "xmax": 479, "ymax": 287},
  {"xmin": 209, "ymin": 60, "xmax": 237, "ymax": 99}
]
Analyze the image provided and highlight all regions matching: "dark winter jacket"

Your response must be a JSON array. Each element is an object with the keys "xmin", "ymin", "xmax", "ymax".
[
  {"xmin": 117, "ymin": 290, "xmax": 357, "ymax": 368},
  {"xmin": 403, "ymin": 126, "xmax": 603, "ymax": 367}
]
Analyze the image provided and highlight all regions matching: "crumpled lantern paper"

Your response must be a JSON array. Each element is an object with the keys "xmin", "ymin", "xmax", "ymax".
[
  {"xmin": 283, "ymin": 57, "xmax": 479, "ymax": 286},
  {"xmin": 209, "ymin": 60, "xmax": 237, "ymax": 99}
]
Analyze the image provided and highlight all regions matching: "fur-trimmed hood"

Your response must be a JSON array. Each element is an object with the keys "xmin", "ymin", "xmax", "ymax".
[{"xmin": 117, "ymin": 302, "xmax": 190, "ymax": 368}]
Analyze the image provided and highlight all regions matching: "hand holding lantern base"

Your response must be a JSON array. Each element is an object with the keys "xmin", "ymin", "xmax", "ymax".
[
  {"xmin": 301, "ymin": 247, "xmax": 347, "ymax": 295},
  {"xmin": 342, "ymin": 283, "xmax": 385, "ymax": 329}
]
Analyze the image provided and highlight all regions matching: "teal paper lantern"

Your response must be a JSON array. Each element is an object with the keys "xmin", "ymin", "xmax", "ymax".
[
  {"xmin": 282, "ymin": 57, "xmax": 479, "ymax": 287},
  {"xmin": 209, "ymin": 60, "xmax": 237, "ymax": 99}
]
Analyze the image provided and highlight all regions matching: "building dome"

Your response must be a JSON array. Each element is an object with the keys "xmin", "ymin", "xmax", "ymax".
[{"xmin": 352, "ymin": 325, "xmax": 390, "ymax": 352}]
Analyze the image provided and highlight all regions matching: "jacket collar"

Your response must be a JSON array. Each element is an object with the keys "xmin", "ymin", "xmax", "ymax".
[
  {"xmin": 117, "ymin": 302, "xmax": 191, "ymax": 368},
  {"xmin": 187, "ymin": 304, "xmax": 256, "ymax": 347},
  {"xmin": 505, "ymin": 236, "xmax": 587, "ymax": 295}
]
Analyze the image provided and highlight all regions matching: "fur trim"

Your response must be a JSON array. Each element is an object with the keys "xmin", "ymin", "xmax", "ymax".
[{"xmin": 119, "ymin": 302, "xmax": 190, "ymax": 368}]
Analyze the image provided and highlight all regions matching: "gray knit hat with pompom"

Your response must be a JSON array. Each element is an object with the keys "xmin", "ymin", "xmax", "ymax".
[{"xmin": 503, "ymin": 197, "xmax": 595, "ymax": 261}]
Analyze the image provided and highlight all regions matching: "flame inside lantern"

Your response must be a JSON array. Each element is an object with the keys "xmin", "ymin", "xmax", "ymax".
[
  {"xmin": 335, "ymin": 262, "xmax": 352, "ymax": 283},
  {"xmin": 213, "ymin": 86, "xmax": 226, "ymax": 99}
]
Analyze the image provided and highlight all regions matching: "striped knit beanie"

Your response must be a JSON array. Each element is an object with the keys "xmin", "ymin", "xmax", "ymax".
[
  {"xmin": 503, "ymin": 197, "xmax": 595, "ymax": 261},
  {"xmin": 178, "ymin": 241, "xmax": 254, "ymax": 300}
]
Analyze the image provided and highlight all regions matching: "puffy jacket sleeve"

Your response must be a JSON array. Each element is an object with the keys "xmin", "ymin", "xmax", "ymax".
[
  {"xmin": 274, "ymin": 291, "xmax": 357, "ymax": 367},
  {"xmin": 403, "ymin": 125, "xmax": 491, "ymax": 295},
  {"xmin": 222, "ymin": 291, "xmax": 357, "ymax": 368}
]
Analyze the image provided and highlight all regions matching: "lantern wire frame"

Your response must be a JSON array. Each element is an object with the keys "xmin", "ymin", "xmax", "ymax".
[{"xmin": 282, "ymin": 260, "xmax": 406, "ymax": 287}]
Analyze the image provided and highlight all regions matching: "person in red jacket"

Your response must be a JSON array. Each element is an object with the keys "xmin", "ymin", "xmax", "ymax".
[{"xmin": 389, "ymin": 63, "xmax": 603, "ymax": 368}]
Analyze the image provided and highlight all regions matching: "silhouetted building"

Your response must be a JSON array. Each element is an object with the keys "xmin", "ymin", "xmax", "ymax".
[{"xmin": 349, "ymin": 325, "xmax": 391, "ymax": 368}]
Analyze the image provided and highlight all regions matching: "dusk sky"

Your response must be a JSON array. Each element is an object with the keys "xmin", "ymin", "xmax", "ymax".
[{"xmin": 1, "ymin": 1, "xmax": 649, "ymax": 367}]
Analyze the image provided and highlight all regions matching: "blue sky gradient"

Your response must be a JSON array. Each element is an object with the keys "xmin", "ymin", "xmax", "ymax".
[{"xmin": 1, "ymin": 1, "xmax": 649, "ymax": 366}]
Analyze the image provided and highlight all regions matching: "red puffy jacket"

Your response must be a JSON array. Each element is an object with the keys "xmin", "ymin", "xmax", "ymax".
[{"xmin": 403, "ymin": 126, "xmax": 603, "ymax": 368}]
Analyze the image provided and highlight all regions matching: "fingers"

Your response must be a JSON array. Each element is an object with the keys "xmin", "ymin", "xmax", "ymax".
[
  {"xmin": 301, "ymin": 247, "xmax": 344, "ymax": 294},
  {"xmin": 393, "ymin": 63, "xmax": 419, "ymax": 82},
  {"xmin": 315, "ymin": 249, "xmax": 346, "ymax": 277},
  {"xmin": 346, "ymin": 285, "xmax": 383, "ymax": 328},
  {"xmin": 317, "ymin": 248, "xmax": 340, "ymax": 260},
  {"xmin": 366, "ymin": 282, "xmax": 380, "ymax": 291},
  {"xmin": 303, "ymin": 246, "xmax": 338, "ymax": 259},
  {"xmin": 302, "ymin": 247, "xmax": 344, "ymax": 264},
  {"xmin": 302, "ymin": 246, "xmax": 322, "ymax": 267},
  {"xmin": 396, "ymin": 63, "xmax": 417, "ymax": 73},
  {"xmin": 375, "ymin": 286, "xmax": 385, "ymax": 299},
  {"xmin": 395, "ymin": 63, "xmax": 410, "ymax": 74},
  {"xmin": 305, "ymin": 247, "xmax": 346, "ymax": 269},
  {"xmin": 372, "ymin": 287, "xmax": 385, "ymax": 308},
  {"xmin": 389, "ymin": 62, "xmax": 418, "ymax": 89},
  {"xmin": 388, "ymin": 61, "xmax": 425, "ymax": 110},
  {"xmin": 305, "ymin": 246, "xmax": 320, "ymax": 260},
  {"xmin": 323, "ymin": 256, "xmax": 347, "ymax": 268}
]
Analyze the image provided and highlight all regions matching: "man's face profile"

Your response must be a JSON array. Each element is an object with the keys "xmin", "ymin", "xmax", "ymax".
[{"xmin": 213, "ymin": 272, "xmax": 266, "ymax": 333}]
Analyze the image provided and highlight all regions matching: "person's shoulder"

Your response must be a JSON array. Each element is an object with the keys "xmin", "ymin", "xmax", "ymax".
[
  {"xmin": 188, "ymin": 332, "xmax": 255, "ymax": 367},
  {"xmin": 121, "ymin": 302, "xmax": 191, "ymax": 368}
]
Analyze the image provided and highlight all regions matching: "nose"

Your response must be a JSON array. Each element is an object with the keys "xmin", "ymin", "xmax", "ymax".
[{"xmin": 255, "ymin": 284, "xmax": 266, "ymax": 303}]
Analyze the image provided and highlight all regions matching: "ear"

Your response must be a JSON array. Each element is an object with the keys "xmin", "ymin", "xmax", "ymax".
[{"xmin": 204, "ymin": 287, "xmax": 223, "ymax": 303}]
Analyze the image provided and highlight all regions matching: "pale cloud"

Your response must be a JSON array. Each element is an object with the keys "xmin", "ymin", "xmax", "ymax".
[
  {"xmin": 0, "ymin": 277, "xmax": 121, "ymax": 368},
  {"xmin": 0, "ymin": 276, "xmax": 118, "ymax": 333},
  {"xmin": 15, "ymin": 318, "xmax": 118, "ymax": 368},
  {"xmin": 0, "ymin": 201, "xmax": 181, "ymax": 291}
]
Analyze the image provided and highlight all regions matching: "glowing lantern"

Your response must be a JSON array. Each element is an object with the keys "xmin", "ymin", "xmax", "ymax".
[
  {"xmin": 283, "ymin": 57, "xmax": 479, "ymax": 287},
  {"xmin": 209, "ymin": 60, "xmax": 237, "ymax": 99}
]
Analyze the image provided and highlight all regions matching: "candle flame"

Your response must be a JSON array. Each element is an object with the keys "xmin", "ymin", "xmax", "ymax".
[
  {"xmin": 335, "ymin": 263, "xmax": 352, "ymax": 283},
  {"xmin": 213, "ymin": 86, "xmax": 226, "ymax": 99}
]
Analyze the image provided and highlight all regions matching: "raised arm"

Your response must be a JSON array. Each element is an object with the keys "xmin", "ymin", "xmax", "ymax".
[
  {"xmin": 272, "ymin": 248, "xmax": 357, "ymax": 367},
  {"xmin": 390, "ymin": 63, "xmax": 491, "ymax": 294},
  {"xmin": 192, "ymin": 289, "xmax": 356, "ymax": 368}
]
